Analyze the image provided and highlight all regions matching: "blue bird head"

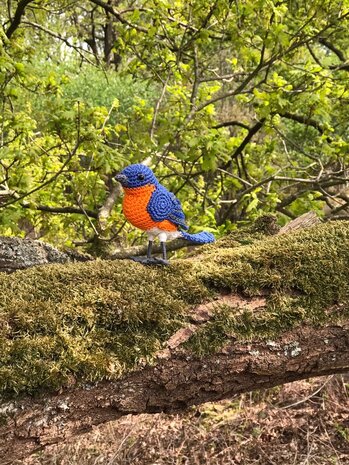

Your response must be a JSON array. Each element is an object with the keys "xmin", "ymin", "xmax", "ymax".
[{"xmin": 115, "ymin": 164, "xmax": 158, "ymax": 188}]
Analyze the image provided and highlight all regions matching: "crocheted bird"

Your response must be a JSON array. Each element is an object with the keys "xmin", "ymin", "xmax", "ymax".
[{"xmin": 115, "ymin": 164, "xmax": 215, "ymax": 265}]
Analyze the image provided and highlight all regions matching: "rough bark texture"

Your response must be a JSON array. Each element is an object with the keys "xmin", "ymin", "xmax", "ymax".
[
  {"xmin": 0, "ymin": 321, "xmax": 348, "ymax": 464},
  {"xmin": 278, "ymin": 211, "xmax": 321, "ymax": 234},
  {"xmin": 0, "ymin": 236, "xmax": 91, "ymax": 272},
  {"xmin": 0, "ymin": 235, "xmax": 202, "ymax": 270}
]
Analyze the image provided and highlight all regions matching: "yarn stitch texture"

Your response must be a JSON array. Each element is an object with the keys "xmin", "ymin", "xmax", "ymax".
[{"xmin": 117, "ymin": 164, "xmax": 215, "ymax": 244}]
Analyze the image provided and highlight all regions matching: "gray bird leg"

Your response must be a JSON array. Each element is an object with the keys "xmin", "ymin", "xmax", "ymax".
[
  {"xmin": 147, "ymin": 240, "xmax": 153, "ymax": 259},
  {"xmin": 161, "ymin": 241, "xmax": 167, "ymax": 261},
  {"xmin": 131, "ymin": 240, "xmax": 169, "ymax": 266},
  {"xmin": 148, "ymin": 241, "xmax": 169, "ymax": 266}
]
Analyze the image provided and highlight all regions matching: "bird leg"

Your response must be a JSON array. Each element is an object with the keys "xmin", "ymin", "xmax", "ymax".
[
  {"xmin": 131, "ymin": 240, "xmax": 154, "ymax": 264},
  {"xmin": 161, "ymin": 241, "xmax": 167, "ymax": 261},
  {"xmin": 150, "ymin": 241, "xmax": 169, "ymax": 265},
  {"xmin": 155, "ymin": 233, "xmax": 170, "ymax": 265},
  {"xmin": 130, "ymin": 240, "xmax": 169, "ymax": 266},
  {"xmin": 147, "ymin": 240, "xmax": 153, "ymax": 259}
]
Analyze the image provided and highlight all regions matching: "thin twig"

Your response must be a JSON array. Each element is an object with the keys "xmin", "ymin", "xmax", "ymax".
[{"xmin": 280, "ymin": 376, "xmax": 334, "ymax": 409}]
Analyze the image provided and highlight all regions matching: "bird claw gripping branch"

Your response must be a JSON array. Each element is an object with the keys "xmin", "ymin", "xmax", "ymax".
[{"xmin": 115, "ymin": 164, "xmax": 215, "ymax": 266}]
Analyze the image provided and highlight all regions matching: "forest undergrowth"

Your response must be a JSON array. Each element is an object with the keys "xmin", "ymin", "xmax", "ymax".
[{"xmin": 25, "ymin": 375, "xmax": 349, "ymax": 465}]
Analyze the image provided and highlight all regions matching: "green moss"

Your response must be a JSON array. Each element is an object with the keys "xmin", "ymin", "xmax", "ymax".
[
  {"xmin": 0, "ymin": 260, "xmax": 209, "ymax": 397},
  {"xmin": 187, "ymin": 222, "xmax": 349, "ymax": 353},
  {"xmin": 197, "ymin": 222, "xmax": 349, "ymax": 300},
  {"xmin": 187, "ymin": 298, "xmax": 307, "ymax": 355},
  {"xmin": 1, "ymin": 222, "xmax": 349, "ymax": 398},
  {"xmin": 213, "ymin": 215, "xmax": 279, "ymax": 250}
]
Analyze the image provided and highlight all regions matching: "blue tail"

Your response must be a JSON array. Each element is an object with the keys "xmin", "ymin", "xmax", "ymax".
[{"xmin": 180, "ymin": 231, "xmax": 215, "ymax": 244}]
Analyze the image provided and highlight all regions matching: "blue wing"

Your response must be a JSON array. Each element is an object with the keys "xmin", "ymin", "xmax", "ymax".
[{"xmin": 147, "ymin": 185, "xmax": 188, "ymax": 230}]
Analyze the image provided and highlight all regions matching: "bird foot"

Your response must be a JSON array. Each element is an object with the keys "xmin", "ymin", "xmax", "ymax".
[{"xmin": 130, "ymin": 256, "xmax": 170, "ymax": 266}]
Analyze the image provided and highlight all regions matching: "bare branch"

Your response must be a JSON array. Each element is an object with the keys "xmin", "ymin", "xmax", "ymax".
[
  {"xmin": 97, "ymin": 183, "xmax": 122, "ymax": 230},
  {"xmin": 88, "ymin": 0, "xmax": 148, "ymax": 33},
  {"xmin": 278, "ymin": 112, "xmax": 325, "ymax": 135},
  {"xmin": 21, "ymin": 203, "xmax": 98, "ymax": 219},
  {"xmin": 21, "ymin": 21, "xmax": 97, "ymax": 65},
  {"xmin": 213, "ymin": 120, "xmax": 250, "ymax": 130},
  {"xmin": 223, "ymin": 118, "xmax": 266, "ymax": 169},
  {"xmin": 5, "ymin": 0, "xmax": 33, "ymax": 38},
  {"xmin": 150, "ymin": 74, "xmax": 170, "ymax": 143},
  {"xmin": 318, "ymin": 37, "xmax": 346, "ymax": 62}
]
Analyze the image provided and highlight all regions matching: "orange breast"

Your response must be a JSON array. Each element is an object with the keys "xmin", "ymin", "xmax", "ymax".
[{"xmin": 123, "ymin": 185, "xmax": 177, "ymax": 232}]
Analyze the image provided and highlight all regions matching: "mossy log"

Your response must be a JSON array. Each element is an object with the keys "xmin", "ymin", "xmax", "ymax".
[{"xmin": 0, "ymin": 220, "xmax": 349, "ymax": 463}]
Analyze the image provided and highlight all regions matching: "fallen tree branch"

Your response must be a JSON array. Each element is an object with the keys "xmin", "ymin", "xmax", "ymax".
[
  {"xmin": 1, "ymin": 323, "xmax": 348, "ymax": 464},
  {"xmin": 0, "ymin": 236, "xmax": 91, "ymax": 272},
  {"xmin": 0, "ymin": 219, "xmax": 348, "ymax": 462},
  {"xmin": 278, "ymin": 211, "xmax": 321, "ymax": 234},
  {"xmin": 111, "ymin": 237, "xmax": 195, "ymax": 259},
  {"xmin": 0, "ymin": 235, "xmax": 205, "ymax": 271}
]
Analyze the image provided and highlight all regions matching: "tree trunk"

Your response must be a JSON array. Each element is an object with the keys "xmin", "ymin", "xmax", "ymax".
[{"xmin": 0, "ymin": 216, "xmax": 348, "ymax": 463}]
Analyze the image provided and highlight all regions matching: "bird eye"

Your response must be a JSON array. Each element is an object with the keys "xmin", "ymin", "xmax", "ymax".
[{"xmin": 137, "ymin": 174, "xmax": 145, "ymax": 180}]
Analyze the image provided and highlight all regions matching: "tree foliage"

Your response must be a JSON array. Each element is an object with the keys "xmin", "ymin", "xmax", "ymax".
[{"xmin": 1, "ymin": 0, "xmax": 349, "ymax": 252}]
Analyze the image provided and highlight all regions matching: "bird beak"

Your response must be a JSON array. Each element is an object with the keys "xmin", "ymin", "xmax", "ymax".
[{"xmin": 114, "ymin": 173, "xmax": 128, "ymax": 185}]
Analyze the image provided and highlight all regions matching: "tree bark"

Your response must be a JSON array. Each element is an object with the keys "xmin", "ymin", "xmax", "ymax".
[
  {"xmin": 5, "ymin": 0, "xmax": 33, "ymax": 39},
  {"xmin": 0, "ymin": 236, "xmax": 91, "ymax": 272},
  {"xmin": 0, "ymin": 234, "xmax": 205, "ymax": 269},
  {"xmin": 0, "ymin": 216, "xmax": 348, "ymax": 463},
  {"xmin": 0, "ymin": 320, "xmax": 348, "ymax": 464}
]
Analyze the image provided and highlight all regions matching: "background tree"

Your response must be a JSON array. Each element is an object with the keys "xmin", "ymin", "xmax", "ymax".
[{"xmin": 1, "ymin": 0, "xmax": 349, "ymax": 253}]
